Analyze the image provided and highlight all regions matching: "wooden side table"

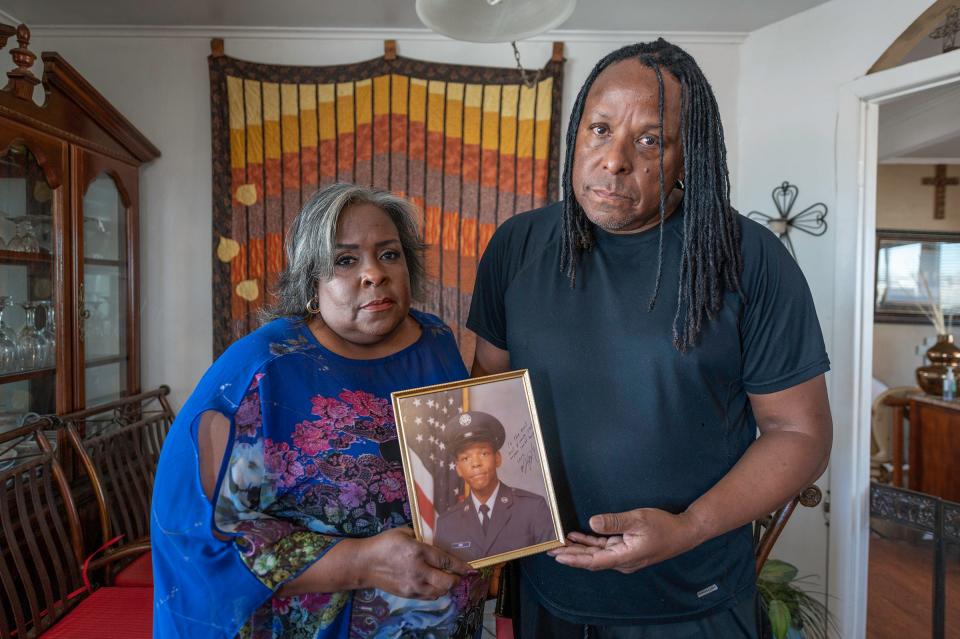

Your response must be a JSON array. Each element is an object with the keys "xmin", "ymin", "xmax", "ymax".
[{"xmin": 908, "ymin": 393, "xmax": 960, "ymax": 502}]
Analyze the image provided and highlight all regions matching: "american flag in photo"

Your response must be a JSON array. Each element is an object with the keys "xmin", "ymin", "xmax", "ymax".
[{"xmin": 404, "ymin": 388, "xmax": 465, "ymax": 542}]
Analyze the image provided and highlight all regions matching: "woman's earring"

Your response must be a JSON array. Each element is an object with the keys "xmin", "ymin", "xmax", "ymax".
[
  {"xmin": 305, "ymin": 297, "xmax": 322, "ymax": 315},
  {"xmin": 675, "ymin": 178, "xmax": 685, "ymax": 191}
]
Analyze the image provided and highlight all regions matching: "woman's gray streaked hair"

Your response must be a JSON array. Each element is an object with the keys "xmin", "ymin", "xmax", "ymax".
[{"xmin": 263, "ymin": 182, "xmax": 426, "ymax": 321}]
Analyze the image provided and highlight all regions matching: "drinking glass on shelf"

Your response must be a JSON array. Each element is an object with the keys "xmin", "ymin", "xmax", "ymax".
[
  {"xmin": 7, "ymin": 221, "xmax": 39, "ymax": 253},
  {"xmin": 38, "ymin": 300, "xmax": 56, "ymax": 368},
  {"xmin": 0, "ymin": 297, "xmax": 19, "ymax": 373},
  {"xmin": 0, "ymin": 332, "xmax": 16, "ymax": 373},
  {"xmin": 0, "ymin": 216, "xmax": 12, "ymax": 251},
  {"xmin": 20, "ymin": 214, "xmax": 54, "ymax": 254},
  {"xmin": 17, "ymin": 301, "xmax": 47, "ymax": 371},
  {"xmin": 18, "ymin": 222, "xmax": 39, "ymax": 253},
  {"xmin": 0, "ymin": 296, "xmax": 17, "ymax": 343},
  {"xmin": 6, "ymin": 226, "xmax": 23, "ymax": 252}
]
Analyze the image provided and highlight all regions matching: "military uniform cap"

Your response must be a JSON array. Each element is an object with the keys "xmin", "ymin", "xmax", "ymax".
[{"xmin": 447, "ymin": 410, "xmax": 506, "ymax": 454}]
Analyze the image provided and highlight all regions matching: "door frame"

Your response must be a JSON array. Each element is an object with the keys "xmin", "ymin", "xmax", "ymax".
[{"xmin": 830, "ymin": 47, "xmax": 960, "ymax": 638}]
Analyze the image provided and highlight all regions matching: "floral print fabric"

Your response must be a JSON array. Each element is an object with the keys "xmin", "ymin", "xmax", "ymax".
[{"xmin": 152, "ymin": 312, "xmax": 487, "ymax": 639}]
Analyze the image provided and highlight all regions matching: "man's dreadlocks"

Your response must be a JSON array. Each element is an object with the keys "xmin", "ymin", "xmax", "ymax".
[{"xmin": 559, "ymin": 39, "xmax": 743, "ymax": 352}]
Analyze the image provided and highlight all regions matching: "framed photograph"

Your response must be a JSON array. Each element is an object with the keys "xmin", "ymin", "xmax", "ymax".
[
  {"xmin": 392, "ymin": 370, "xmax": 564, "ymax": 568},
  {"xmin": 875, "ymin": 229, "xmax": 960, "ymax": 324}
]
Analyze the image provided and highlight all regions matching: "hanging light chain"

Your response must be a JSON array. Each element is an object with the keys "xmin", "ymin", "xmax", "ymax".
[{"xmin": 511, "ymin": 41, "xmax": 542, "ymax": 90}]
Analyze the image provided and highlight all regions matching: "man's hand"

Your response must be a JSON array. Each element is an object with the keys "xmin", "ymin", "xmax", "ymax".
[
  {"xmin": 550, "ymin": 375, "xmax": 832, "ymax": 576},
  {"xmin": 548, "ymin": 508, "xmax": 703, "ymax": 574}
]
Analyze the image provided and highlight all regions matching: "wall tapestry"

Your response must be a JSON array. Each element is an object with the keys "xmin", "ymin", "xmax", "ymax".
[{"xmin": 209, "ymin": 43, "xmax": 564, "ymax": 362}]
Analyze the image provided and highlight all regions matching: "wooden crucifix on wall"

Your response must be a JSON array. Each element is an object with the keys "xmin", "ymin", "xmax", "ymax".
[{"xmin": 922, "ymin": 164, "xmax": 958, "ymax": 219}]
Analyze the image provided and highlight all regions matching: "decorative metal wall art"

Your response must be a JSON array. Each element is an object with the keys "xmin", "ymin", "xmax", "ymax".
[
  {"xmin": 930, "ymin": 6, "xmax": 959, "ymax": 53},
  {"xmin": 747, "ymin": 181, "xmax": 828, "ymax": 260}
]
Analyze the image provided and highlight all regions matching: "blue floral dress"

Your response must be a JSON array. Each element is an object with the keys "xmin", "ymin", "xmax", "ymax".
[{"xmin": 151, "ymin": 311, "xmax": 490, "ymax": 639}]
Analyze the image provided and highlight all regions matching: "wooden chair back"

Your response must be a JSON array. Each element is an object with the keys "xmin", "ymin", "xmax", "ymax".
[
  {"xmin": 753, "ymin": 485, "xmax": 822, "ymax": 575},
  {"xmin": 871, "ymin": 387, "xmax": 914, "ymax": 486},
  {"xmin": 60, "ymin": 386, "xmax": 174, "ymax": 547},
  {"xmin": 0, "ymin": 418, "xmax": 85, "ymax": 638}
]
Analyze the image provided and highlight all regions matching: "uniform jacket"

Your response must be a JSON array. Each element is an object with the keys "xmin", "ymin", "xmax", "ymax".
[{"xmin": 434, "ymin": 482, "xmax": 554, "ymax": 562}]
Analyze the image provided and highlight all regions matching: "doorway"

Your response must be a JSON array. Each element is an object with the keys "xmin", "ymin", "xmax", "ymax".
[
  {"xmin": 831, "ymin": 50, "xmax": 960, "ymax": 639},
  {"xmin": 866, "ymin": 80, "xmax": 960, "ymax": 639}
]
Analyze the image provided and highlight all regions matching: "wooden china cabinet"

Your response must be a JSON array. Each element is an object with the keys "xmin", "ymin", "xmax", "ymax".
[{"xmin": 0, "ymin": 24, "xmax": 159, "ymax": 435}]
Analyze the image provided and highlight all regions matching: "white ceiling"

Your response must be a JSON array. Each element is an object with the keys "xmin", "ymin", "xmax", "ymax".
[
  {"xmin": 900, "ymin": 134, "xmax": 960, "ymax": 160},
  {"xmin": 1, "ymin": 0, "xmax": 829, "ymax": 33},
  {"xmin": 879, "ymin": 82, "xmax": 960, "ymax": 162}
]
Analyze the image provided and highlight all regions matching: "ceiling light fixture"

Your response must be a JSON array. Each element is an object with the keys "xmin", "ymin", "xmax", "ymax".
[{"xmin": 415, "ymin": 0, "xmax": 576, "ymax": 87}]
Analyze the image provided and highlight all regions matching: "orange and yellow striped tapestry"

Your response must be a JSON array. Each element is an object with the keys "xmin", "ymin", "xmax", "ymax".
[{"xmin": 209, "ymin": 48, "xmax": 564, "ymax": 362}]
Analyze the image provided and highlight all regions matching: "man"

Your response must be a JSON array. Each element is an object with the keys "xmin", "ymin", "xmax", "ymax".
[
  {"xmin": 434, "ymin": 410, "xmax": 555, "ymax": 563},
  {"xmin": 468, "ymin": 39, "xmax": 833, "ymax": 637}
]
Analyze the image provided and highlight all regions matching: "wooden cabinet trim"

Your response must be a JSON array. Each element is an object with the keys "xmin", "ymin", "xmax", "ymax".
[
  {"xmin": 0, "ymin": 119, "xmax": 65, "ymax": 188},
  {"xmin": 0, "ymin": 25, "xmax": 154, "ymax": 421}
]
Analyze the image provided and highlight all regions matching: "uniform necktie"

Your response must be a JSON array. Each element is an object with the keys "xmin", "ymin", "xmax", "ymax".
[{"xmin": 479, "ymin": 504, "xmax": 490, "ymax": 533}]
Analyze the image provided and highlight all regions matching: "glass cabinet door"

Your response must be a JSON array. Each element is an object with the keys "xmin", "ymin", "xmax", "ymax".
[
  {"xmin": 0, "ymin": 143, "xmax": 59, "ymax": 434},
  {"xmin": 80, "ymin": 172, "xmax": 129, "ymax": 406}
]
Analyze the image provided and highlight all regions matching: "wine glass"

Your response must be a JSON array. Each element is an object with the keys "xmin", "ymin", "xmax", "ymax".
[
  {"xmin": 38, "ymin": 300, "xmax": 56, "ymax": 368},
  {"xmin": 6, "ymin": 223, "xmax": 24, "ymax": 252},
  {"xmin": 0, "ymin": 333, "xmax": 15, "ymax": 373},
  {"xmin": 0, "ymin": 297, "xmax": 17, "ymax": 373},
  {"xmin": 18, "ymin": 221, "xmax": 39, "ymax": 253},
  {"xmin": 17, "ymin": 301, "xmax": 47, "ymax": 371},
  {"xmin": 0, "ymin": 297, "xmax": 16, "ymax": 341},
  {"xmin": 0, "ymin": 216, "xmax": 10, "ymax": 251}
]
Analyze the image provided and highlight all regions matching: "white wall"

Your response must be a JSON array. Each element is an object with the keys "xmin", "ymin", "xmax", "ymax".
[
  {"xmin": 27, "ymin": 28, "xmax": 742, "ymax": 410},
  {"xmin": 877, "ymin": 163, "xmax": 960, "ymax": 231},
  {"xmin": 873, "ymin": 324, "xmax": 930, "ymax": 388},
  {"xmin": 737, "ymin": 0, "xmax": 939, "ymax": 632}
]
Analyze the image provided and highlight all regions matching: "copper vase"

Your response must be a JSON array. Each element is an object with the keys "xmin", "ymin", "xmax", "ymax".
[{"xmin": 916, "ymin": 334, "xmax": 960, "ymax": 396}]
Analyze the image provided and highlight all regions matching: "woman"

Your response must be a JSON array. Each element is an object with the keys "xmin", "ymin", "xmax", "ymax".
[{"xmin": 152, "ymin": 183, "xmax": 489, "ymax": 638}]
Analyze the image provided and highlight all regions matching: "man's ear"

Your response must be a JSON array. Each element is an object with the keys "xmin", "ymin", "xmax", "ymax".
[{"xmin": 495, "ymin": 451, "xmax": 502, "ymax": 468}]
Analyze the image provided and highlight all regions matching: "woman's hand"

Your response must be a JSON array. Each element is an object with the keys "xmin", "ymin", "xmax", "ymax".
[{"xmin": 357, "ymin": 527, "xmax": 473, "ymax": 600}]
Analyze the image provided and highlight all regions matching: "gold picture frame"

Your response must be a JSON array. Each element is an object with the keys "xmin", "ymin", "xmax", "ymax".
[{"xmin": 391, "ymin": 370, "xmax": 564, "ymax": 569}]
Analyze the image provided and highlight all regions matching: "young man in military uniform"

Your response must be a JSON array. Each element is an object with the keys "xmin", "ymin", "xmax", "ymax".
[{"xmin": 434, "ymin": 410, "xmax": 555, "ymax": 563}]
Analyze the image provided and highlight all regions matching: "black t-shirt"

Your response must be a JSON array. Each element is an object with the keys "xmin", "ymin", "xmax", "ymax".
[{"xmin": 467, "ymin": 201, "xmax": 830, "ymax": 625}]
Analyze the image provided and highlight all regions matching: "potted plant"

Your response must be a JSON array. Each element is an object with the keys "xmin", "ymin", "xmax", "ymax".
[{"xmin": 758, "ymin": 559, "xmax": 835, "ymax": 639}]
